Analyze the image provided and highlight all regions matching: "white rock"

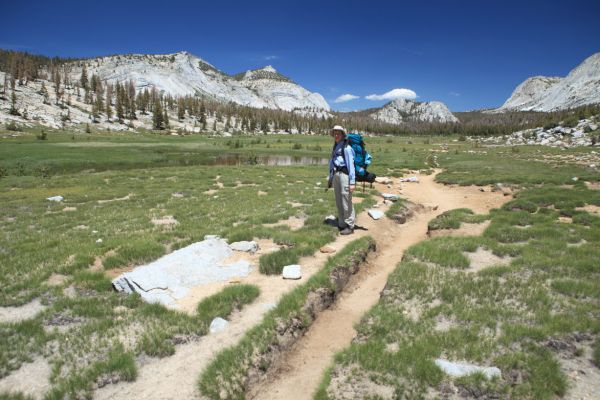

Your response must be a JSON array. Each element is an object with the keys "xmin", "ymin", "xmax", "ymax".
[
  {"xmin": 96, "ymin": 239, "xmax": 103, "ymax": 244},
  {"xmin": 368, "ymin": 209, "xmax": 385, "ymax": 220},
  {"xmin": 325, "ymin": 215, "xmax": 336, "ymax": 221},
  {"xmin": 209, "ymin": 317, "xmax": 229, "ymax": 334},
  {"xmin": 572, "ymin": 177, "xmax": 579, "ymax": 182},
  {"xmin": 204, "ymin": 234, "xmax": 220, "ymax": 240},
  {"xmin": 282, "ymin": 265, "xmax": 302, "ymax": 280},
  {"xmin": 400, "ymin": 176, "xmax": 419, "ymax": 183},
  {"xmin": 382, "ymin": 193, "xmax": 400, "ymax": 201},
  {"xmin": 229, "ymin": 241, "xmax": 259, "ymax": 253},
  {"xmin": 47, "ymin": 196, "xmax": 64, "ymax": 202},
  {"xmin": 435, "ymin": 359, "xmax": 501, "ymax": 380}
]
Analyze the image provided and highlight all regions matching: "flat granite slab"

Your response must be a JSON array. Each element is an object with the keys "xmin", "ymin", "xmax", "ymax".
[{"xmin": 112, "ymin": 237, "xmax": 251, "ymax": 307}]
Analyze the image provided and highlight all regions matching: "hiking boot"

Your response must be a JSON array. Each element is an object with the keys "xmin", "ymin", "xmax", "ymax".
[{"xmin": 340, "ymin": 227, "xmax": 354, "ymax": 235}]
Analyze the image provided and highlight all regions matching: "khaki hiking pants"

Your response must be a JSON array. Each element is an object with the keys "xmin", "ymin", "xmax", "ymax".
[{"xmin": 333, "ymin": 171, "xmax": 356, "ymax": 229}]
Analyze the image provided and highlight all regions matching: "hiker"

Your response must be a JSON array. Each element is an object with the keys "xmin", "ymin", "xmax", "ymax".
[{"xmin": 328, "ymin": 125, "xmax": 356, "ymax": 235}]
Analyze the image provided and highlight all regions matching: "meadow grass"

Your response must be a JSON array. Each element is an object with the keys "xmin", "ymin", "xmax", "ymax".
[
  {"xmin": 1, "ymin": 128, "xmax": 599, "ymax": 399},
  {"xmin": 316, "ymin": 185, "xmax": 600, "ymax": 399}
]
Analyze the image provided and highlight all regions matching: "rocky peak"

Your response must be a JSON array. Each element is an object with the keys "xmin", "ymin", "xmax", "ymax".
[
  {"xmin": 497, "ymin": 52, "xmax": 600, "ymax": 112},
  {"xmin": 371, "ymin": 98, "xmax": 458, "ymax": 124}
]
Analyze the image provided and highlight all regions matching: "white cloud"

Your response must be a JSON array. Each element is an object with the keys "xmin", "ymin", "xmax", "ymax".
[
  {"xmin": 365, "ymin": 88, "xmax": 417, "ymax": 101},
  {"xmin": 449, "ymin": 91, "xmax": 461, "ymax": 97},
  {"xmin": 334, "ymin": 93, "xmax": 360, "ymax": 103},
  {"xmin": 264, "ymin": 55, "xmax": 279, "ymax": 60}
]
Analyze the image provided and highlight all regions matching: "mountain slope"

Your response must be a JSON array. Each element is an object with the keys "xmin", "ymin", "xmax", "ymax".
[
  {"xmin": 370, "ymin": 98, "xmax": 459, "ymax": 124},
  {"xmin": 497, "ymin": 52, "xmax": 600, "ymax": 112},
  {"xmin": 67, "ymin": 51, "xmax": 330, "ymax": 111}
]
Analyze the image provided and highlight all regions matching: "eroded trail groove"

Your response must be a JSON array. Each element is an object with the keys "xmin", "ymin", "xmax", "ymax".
[
  {"xmin": 250, "ymin": 172, "xmax": 510, "ymax": 400},
  {"xmin": 93, "ymin": 172, "xmax": 508, "ymax": 400}
]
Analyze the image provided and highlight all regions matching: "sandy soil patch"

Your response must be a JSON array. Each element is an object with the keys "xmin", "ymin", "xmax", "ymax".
[
  {"xmin": 576, "ymin": 204, "xmax": 600, "ymax": 215},
  {"xmin": 203, "ymin": 189, "xmax": 218, "ymax": 195},
  {"xmin": 584, "ymin": 181, "xmax": 600, "ymax": 190},
  {"xmin": 428, "ymin": 220, "xmax": 491, "ymax": 238},
  {"xmin": 263, "ymin": 216, "xmax": 305, "ymax": 231},
  {"xmin": 0, "ymin": 299, "xmax": 46, "ymax": 324},
  {"xmin": 90, "ymin": 249, "xmax": 118, "ymax": 272},
  {"xmin": 257, "ymin": 190, "xmax": 268, "ymax": 196},
  {"xmin": 558, "ymin": 216, "xmax": 573, "ymax": 223},
  {"xmin": 62, "ymin": 206, "xmax": 77, "ymax": 212},
  {"xmin": 465, "ymin": 247, "xmax": 512, "ymax": 272},
  {"xmin": 351, "ymin": 197, "xmax": 364, "ymax": 204},
  {"xmin": 97, "ymin": 193, "xmax": 132, "ymax": 204},
  {"xmin": 0, "ymin": 357, "xmax": 51, "ymax": 400},
  {"xmin": 325, "ymin": 365, "xmax": 395, "ymax": 400},
  {"xmin": 46, "ymin": 273, "xmax": 68, "ymax": 286}
]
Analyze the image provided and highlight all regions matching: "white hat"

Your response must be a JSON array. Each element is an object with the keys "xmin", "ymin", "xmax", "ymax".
[{"xmin": 330, "ymin": 125, "xmax": 346, "ymax": 135}]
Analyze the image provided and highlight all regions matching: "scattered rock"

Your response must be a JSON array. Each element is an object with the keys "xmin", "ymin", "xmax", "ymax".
[
  {"xmin": 171, "ymin": 192, "xmax": 184, "ymax": 198},
  {"xmin": 320, "ymin": 246, "xmax": 336, "ymax": 254},
  {"xmin": 375, "ymin": 176, "xmax": 392, "ymax": 184},
  {"xmin": 151, "ymin": 215, "xmax": 178, "ymax": 226},
  {"xmin": 229, "ymin": 241, "xmax": 259, "ymax": 253},
  {"xmin": 435, "ymin": 359, "xmax": 501, "ymax": 379},
  {"xmin": 46, "ymin": 195, "xmax": 64, "ymax": 202},
  {"xmin": 62, "ymin": 207, "xmax": 77, "ymax": 212},
  {"xmin": 96, "ymin": 238, "xmax": 103, "ymax": 244},
  {"xmin": 282, "ymin": 264, "xmax": 302, "ymax": 280},
  {"xmin": 381, "ymin": 193, "xmax": 400, "ymax": 201},
  {"xmin": 209, "ymin": 317, "xmax": 229, "ymax": 334},
  {"xmin": 368, "ymin": 209, "xmax": 384, "ymax": 220},
  {"xmin": 399, "ymin": 176, "xmax": 419, "ymax": 183}
]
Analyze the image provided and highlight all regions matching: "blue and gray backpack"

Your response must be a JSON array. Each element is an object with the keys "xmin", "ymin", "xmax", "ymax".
[{"xmin": 343, "ymin": 133, "xmax": 376, "ymax": 183}]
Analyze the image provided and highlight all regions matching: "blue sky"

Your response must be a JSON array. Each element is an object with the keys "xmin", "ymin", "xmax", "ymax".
[{"xmin": 3, "ymin": 0, "xmax": 599, "ymax": 111}]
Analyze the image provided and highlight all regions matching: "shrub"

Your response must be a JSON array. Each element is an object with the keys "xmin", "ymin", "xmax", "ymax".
[
  {"xmin": 5, "ymin": 121, "xmax": 21, "ymax": 131},
  {"xmin": 36, "ymin": 130, "xmax": 47, "ymax": 140}
]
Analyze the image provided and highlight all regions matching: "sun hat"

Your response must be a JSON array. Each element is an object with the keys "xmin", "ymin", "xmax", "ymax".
[{"xmin": 330, "ymin": 125, "xmax": 346, "ymax": 135}]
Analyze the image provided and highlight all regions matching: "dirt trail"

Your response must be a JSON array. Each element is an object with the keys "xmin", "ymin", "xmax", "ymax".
[
  {"xmin": 93, "ymin": 171, "xmax": 508, "ymax": 400},
  {"xmin": 250, "ymin": 171, "xmax": 509, "ymax": 400}
]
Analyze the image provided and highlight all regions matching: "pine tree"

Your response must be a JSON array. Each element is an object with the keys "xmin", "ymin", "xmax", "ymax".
[
  {"xmin": 53, "ymin": 69, "xmax": 62, "ymax": 104},
  {"xmin": 163, "ymin": 108, "xmax": 170, "ymax": 129},
  {"xmin": 80, "ymin": 64, "xmax": 88, "ymax": 89},
  {"xmin": 153, "ymin": 99, "xmax": 164, "ymax": 130},
  {"xmin": 177, "ymin": 98, "xmax": 185, "ymax": 121},
  {"xmin": 9, "ymin": 90, "xmax": 19, "ymax": 115},
  {"xmin": 40, "ymin": 82, "xmax": 49, "ymax": 104}
]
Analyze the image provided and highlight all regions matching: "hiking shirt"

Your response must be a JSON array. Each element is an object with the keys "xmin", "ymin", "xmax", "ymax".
[{"xmin": 329, "ymin": 141, "xmax": 356, "ymax": 185}]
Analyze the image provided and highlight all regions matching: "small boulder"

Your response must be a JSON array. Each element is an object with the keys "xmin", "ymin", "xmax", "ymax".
[
  {"xmin": 381, "ymin": 193, "xmax": 400, "ymax": 202},
  {"xmin": 435, "ymin": 359, "xmax": 501, "ymax": 380},
  {"xmin": 229, "ymin": 241, "xmax": 259, "ymax": 253},
  {"xmin": 282, "ymin": 265, "xmax": 302, "ymax": 280},
  {"xmin": 47, "ymin": 196, "xmax": 64, "ymax": 202},
  {"xmin": 209, "ymin": 317, "xmax": 229, "ymax": 334},
  {"xmin": 368, "ymin": 209, "xmax": 384, "ymax": 220}
]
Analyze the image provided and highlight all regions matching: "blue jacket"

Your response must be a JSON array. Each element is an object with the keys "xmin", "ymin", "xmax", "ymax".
[{"xmin": 329, "ymin": 141, "xmax": 356, "ymax": 185}]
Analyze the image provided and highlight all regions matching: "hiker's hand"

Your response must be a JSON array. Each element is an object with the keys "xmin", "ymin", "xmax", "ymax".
[{"xmin": 349, "ymin": 185, "xmax": 355, "ymax": 193}]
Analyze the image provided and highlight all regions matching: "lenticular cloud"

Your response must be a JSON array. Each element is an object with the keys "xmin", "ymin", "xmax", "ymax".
[{"xmin": 365, "ymin": 88, "xmax": 417, "ymax": 101}]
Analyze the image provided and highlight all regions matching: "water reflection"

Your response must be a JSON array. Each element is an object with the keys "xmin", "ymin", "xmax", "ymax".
[{"xmin": 212, "ymin": 154, "xmax": 329, "ymax": 166}]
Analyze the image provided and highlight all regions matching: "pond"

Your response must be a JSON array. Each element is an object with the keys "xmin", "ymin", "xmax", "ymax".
[{"xmin": 211, "ymin": 154, "xmax": 329, "ymax": 166}]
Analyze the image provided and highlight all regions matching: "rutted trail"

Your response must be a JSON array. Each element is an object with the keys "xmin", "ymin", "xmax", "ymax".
[
  {"xmin": 250, "ymin": 171, "xmax": 510, "ymax": 400},
  {"xmin": 93, "ymin": 171, "xmax": 509, "ymax": 400}
]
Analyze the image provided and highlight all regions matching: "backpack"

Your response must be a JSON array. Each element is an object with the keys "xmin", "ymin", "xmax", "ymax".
[{"xmin": 344, "ymin": 133, "xmax": 376, "ymax": 183}]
